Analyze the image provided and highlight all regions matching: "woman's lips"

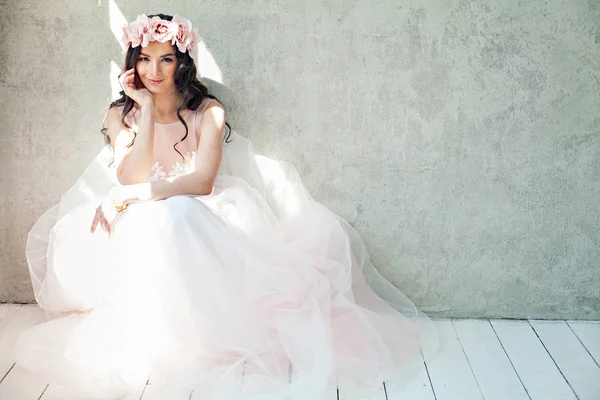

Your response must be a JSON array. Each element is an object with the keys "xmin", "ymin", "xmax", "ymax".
[{"xmin": 147, "ymin": 79, "xmax": 164, "ymax": 85}]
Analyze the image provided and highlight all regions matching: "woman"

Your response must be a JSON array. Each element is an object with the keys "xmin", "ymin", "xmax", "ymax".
[{"xmin": 15, "ymin": 13, "xmax": 437, "ymax": 400}]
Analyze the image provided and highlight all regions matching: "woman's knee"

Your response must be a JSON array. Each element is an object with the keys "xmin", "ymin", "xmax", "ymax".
[
  {"xmin": 121, "ymin": 196, "xmax": 200, "ymax": 233},
  {"xmin": 163, "ymin": 195, "xmax": 199, "ymax": 225}
]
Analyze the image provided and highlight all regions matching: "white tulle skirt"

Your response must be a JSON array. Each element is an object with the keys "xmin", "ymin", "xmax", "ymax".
[{"xmin": 15, "ymin": 132, "xmax": 438, "ymax": 399}]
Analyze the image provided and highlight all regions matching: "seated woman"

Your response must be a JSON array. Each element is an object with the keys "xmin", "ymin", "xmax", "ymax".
[{"xmin": 15, "ymin": 12, "xmax": 437, "ymax": 400}]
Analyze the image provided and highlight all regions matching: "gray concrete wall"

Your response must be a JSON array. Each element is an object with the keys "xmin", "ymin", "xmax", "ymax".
[{"xmin": 1, "ymin": 0, "xmax": 598, "ymax": 319}]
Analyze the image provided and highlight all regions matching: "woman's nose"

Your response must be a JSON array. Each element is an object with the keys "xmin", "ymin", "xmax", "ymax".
[{"xmin": 151, "ymin": 61, "xmax": 160, "ymax": 75}]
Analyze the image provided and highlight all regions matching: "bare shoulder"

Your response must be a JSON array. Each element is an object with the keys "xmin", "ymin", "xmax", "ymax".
[
  {"xmin": 202, "ymin": 98, "xmax": 225, "ymax": 118},
  {"xmin": 105, "ymin": 105, "xmax": 137, "ymax": 123},
  {"xmin": 200, "ymin": 99, "xmax": 226, "ymax": 130},
  {"xmin": 106, "ymin": 105, "xmax": 134, "ymax": 128},
  {"xmin": 104, "ymin": 106, "xmax": 134, "ymax": 145},
  {"xmin": 105, "ymin": 106, "xmax": 121, "ymax": 124}
]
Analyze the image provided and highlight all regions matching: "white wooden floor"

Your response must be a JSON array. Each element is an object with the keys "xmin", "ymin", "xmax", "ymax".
[{"xmin": 1, "ymin": 304, "xmax": 599, "ymax": 400}]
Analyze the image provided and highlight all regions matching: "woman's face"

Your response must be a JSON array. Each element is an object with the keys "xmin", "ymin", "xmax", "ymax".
[{"xmin": 135, "ymin": 40, "xmax": 179, "ymax": 94}]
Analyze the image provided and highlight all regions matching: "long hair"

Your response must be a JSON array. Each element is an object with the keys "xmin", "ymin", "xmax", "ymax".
[{"xmin": 100, "ymin": 13, "xmax": 232, "ymax": 160}]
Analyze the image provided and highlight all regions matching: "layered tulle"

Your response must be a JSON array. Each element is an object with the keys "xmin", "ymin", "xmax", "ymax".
[{"xmin": 15, "ymin": 132, "xmax": 439, "ymax": 399}]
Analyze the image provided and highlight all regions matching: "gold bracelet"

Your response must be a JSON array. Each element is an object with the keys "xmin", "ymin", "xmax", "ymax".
[{"xmin": 111, "ymin": 200, "xmax": 129, "ymax": 213}]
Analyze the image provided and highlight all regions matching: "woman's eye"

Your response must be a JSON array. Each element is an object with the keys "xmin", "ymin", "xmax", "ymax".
[{"xmin": 137, "ymin": 57, "xmax": 172, "ymax": 62}]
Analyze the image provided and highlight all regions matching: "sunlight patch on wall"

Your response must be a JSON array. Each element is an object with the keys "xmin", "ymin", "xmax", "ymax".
[
  {"xmin": 256, "ymin": 156, "xmax": 302, "ymax": 218},
  {"xmin": 196, "ymin": 41, "xmax": 223, "ymax": 84},
  {"xmin": 109, "ymin": 0, "xmax": 127, "ymax": 51},
  {"xmin": 110, "ymin": 61, "xmax": 122, "ymax": 101}
]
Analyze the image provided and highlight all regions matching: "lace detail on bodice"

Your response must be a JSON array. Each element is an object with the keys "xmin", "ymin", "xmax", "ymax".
[{"xmin": 149, "ymin": 151, "xmax": 197, "ymax": 182}]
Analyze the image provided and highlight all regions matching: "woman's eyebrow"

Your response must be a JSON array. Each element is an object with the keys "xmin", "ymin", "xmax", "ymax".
[{"xmin": 139, "ymin": 52, "xmax": 176, "ymax": 57}]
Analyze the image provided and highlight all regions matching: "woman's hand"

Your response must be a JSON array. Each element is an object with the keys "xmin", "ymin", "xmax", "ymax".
[
  {"xmin": 90, "ymin": 200, "xmax": 120, "ymax": 236},
  {"xmin": 119, "ymin": 68, "xmax": 154, "ymax": 108},
  {"xmin": 90, "ymin": 184, "xmax": 153, "ymax": 235}
]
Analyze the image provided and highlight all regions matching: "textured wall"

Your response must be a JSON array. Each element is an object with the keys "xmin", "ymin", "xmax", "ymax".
[{"xmin": 1, "ymin": 0, "xmax": 599, "ymax": 319}]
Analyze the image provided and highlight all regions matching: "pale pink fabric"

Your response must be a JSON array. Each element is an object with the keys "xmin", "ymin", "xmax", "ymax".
[
  {"xmin": 122, "ymin": 98, "xmax": 212, "ymax": 181},
  {"xmin": 14, "ymin": 101, "xmax": 440, "ymax": 399}
]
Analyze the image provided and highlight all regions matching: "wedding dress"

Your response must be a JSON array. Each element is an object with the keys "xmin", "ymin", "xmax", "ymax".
[{"xmin": 15, "ymin": 97, "xmax": 438, "ymax": 399}]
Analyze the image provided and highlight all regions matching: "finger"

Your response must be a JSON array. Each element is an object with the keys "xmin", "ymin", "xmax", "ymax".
[
  {"xmin": 110, "ymin": 212, "xmax": 122, "ymax": 236},
  {"xmin": 126, "ymin": 77, "xmax": 137, "ymax": 90},
  {"xmin": 103, "ymin": 217, "xmax": 111, "ymax": 233},
  {"xmin": 121, "ymin": 68, "xmax": 134, "ymax": 78},
  {"xmin": 124, "ymin": 75, "xmax": 137, "ymax": 92},
  {"xmin": 125, "ymin": 69, "xmax": 135, "ymax": 81},
  {"xmin": 100, "ymin": 217, "xmax": 109, "ymax": 233},
  {"xmin": 118, "ymin": 70, "xmax": 129, "ymax": 84},
  {"xmin": 91, "ymin": 208, "xmax": 102, "ymax": 233},
  {"xmin": 90, "ymin": 216, "xmax": 98, "ymax": 233},
  {"xmin": 126, "ymin": 72, "xmax": 137, "ymax": 85},
  {"xmin": 120, "ymin": 74, "xmax": 131, "ymax": 89},
  {"xmin": 119, "ymin": 70, "xmax": 135, "ymax": 87}
]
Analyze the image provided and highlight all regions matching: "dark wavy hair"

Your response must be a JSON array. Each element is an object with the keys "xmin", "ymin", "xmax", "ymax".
[{"xmin": 101, "ymin": 13, "xmax": 232, "ymax": 160}]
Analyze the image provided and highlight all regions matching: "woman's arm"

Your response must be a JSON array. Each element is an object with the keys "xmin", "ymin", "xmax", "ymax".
[
  {"xmin": 149, "ymin": 100, "xmax": 226, "ymax": 199},
  {"xmin": 105, "ymin": 68, "xmax": 157, "ymax": 185},
  {"xmin": 112, "ymin": 100, "xmax": 226, "ymax": 203},
  {"xmin": 105, "ymin": 103, "xmax": 155, "ymax": 185},
  {"xmin": 117, "ymin": 103, "xmax": 155, "ymax": 184}
]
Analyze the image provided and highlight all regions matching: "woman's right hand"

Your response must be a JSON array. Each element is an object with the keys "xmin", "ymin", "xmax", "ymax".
[
  {"xmin": 90, "ymin": 200, "xmax": 121, "ymax": 236},
  {"xmin": 119, "ymin": 68, "xmax": 154, "ymax": 108}
]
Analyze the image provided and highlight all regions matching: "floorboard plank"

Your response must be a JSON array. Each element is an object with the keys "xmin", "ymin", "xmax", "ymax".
[
  {"xmin": 189, "ymin": 359, "xmax": 247, "ymax": 399},
  {"xmin": 338, "ymin": 383, "xmax": 386, "ymax": 400},
  {"xmin": 284, "ymin": 359, "xmax": 338, "ymax": 400},
  {"xmin": 530, "ymin": 320, "xmax": 600, "ymax": 400},
  {"xmin": 321, "ymin": 387, "xmax": 339, "ymax": 400},
  {"xmin": 1, "ymin": 307, "xmax": 597, "ymax": 400},
  {"xmin": 189, "ymin": 376, "xmax": 225, "ymax": 400},
  {"xmin": 491, "ymin": 319, "xmax": 576, "ymax": 399},
  {"xmin": 140, "ymin": 384, "xmax": 192, "ymax": 400},
  {"xmin": 115, "ymin": 376, "xmax": 149, "ymax": 400},
  {"xmin": 40, "ymin": 381, "xmax": 91, "ymax": 400},
  {"xmin": 566, "ymin": 321, "xmax": 600, "ymax": 366},
  {"xmin": 452, "ymin": 319, "xmax": 528, "ymax": 400},
  {"xmin": 385, "ymin": 355, "xmax": 435, "ymax": 400},
  {"xmin": 0, "ymin": 304, "xmax": 21, "ymax": 333},
  {"xmin": 0, "ymin": 364, "xmax": 49, "ymax": 400},
  {"xmin": 0, "ymin": 305, "xmax": 46, "ymax": 380},
  {"xmin": 422, "ymin": 319, "xmax": 483, "ymax": 400}
]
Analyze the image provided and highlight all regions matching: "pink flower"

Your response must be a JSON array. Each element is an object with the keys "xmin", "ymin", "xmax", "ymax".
[
  {"xmin": 148, "ymin": 16, "xmax": 178, "ymax": 43},
  {"xmin": 172, "ymin": 15, "xmax": 201, "ymax": 53},
  {"xmin": 122, "ymin": 14, "xmax": 200, "ymax": 54},
  {"xmin": 188, "ymin": 28, "xmax": 201, "ymax": 53},
  {"xmin": 122, "ymin": 14, "xmax": 150, "ymax": 48},
  {"xmin": 121, "ymin": 25, "xmax": 137, "ymax": 48}
]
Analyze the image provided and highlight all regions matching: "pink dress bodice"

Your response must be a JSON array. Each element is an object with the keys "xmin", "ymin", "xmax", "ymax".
[{"xmin": 122, "ymin": 97, "xmax": 214, "ymax": 181}]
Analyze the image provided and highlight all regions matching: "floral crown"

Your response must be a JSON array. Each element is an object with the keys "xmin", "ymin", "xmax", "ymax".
[{"xmin": 121, "ymin": 14, "xmax": 201, "ymax": 54}]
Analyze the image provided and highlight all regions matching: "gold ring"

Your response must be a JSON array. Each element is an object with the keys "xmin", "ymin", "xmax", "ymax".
[{"xmin": 111, "ymin": 200, "xmax": 128, "ymax": 213}]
